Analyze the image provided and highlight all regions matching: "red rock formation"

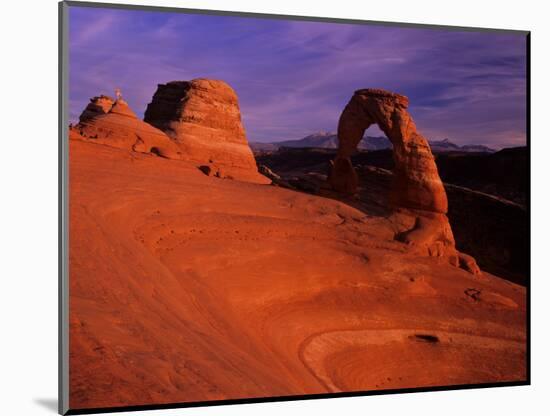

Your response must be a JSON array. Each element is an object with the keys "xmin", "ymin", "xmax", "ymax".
[
  {"xmin": 144, "ymin": 79, "xmax": 269, "ymax": 183},
  {"xmin": 78, "ymin": 95, "xmax": 115, "ymax": 123},
  {"xmin": 71, "ymin": 96, "xmax": 183, "ymax": 160},
  {"xmin": 329, "ymin": 88, "xmax": 479, "ymax": 274}
]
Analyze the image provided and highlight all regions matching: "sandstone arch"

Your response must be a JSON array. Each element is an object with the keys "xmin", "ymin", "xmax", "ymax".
[
  {"xmin": 329, "ymin": 88, "xmax": 479, "ymax": 274},
  {"xmin": 329, "ymin": 88, "xmax": 447, "ymax": 213}
]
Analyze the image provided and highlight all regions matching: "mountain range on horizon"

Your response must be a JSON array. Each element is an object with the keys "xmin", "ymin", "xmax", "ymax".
[{"xmin": 250, "ymin": 131, "xmax": 497, "ymax": 154}]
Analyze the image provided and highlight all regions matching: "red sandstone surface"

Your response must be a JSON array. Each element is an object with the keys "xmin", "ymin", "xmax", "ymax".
[{"xmin": 69, "ymin": 141, "xmax": 526, "ymax": 410}]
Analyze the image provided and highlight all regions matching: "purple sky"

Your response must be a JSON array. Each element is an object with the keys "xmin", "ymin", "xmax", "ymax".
[{"xmin": 69, "ymin": 6, "xmax": 527, "ymax": 148}]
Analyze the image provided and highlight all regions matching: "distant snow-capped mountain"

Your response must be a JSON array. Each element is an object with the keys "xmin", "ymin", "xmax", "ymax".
[
  {"xmin": 275, "ymin": 131, "xmax": 341, "ymax": 149},
  {"xmin": 250, "ymin": 133, "xmax": 495, "ymax": 153},
  {"xmin": 428, "ymin": 138, "xmax": 494, "ymax": 153},
  {"xmin": 250, "ymin": 132, "xmax": 390, "ymax": 152}
]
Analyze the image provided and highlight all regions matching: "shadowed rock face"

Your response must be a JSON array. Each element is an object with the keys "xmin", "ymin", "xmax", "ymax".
[
  {"xmin": 329, "ymin": 89, "xmax": 478, "ymax": 274},
  {"xmin": 144, "ymin": 79, "xmax": 268, "ymax": 183},
  {"xmin": 71, "ymin": 97, "xmax": 183, "ymax": 160}
]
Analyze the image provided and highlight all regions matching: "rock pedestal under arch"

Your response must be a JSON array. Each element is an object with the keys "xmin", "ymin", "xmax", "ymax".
[{"xmin": 329, "ymin": 88, "xmax": 479, "ymax": 274}]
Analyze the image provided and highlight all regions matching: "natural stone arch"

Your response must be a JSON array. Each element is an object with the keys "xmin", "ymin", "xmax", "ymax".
[
  {"xmin": 329, "ymin": 88, "xmax": 447, "ymax": 214},
  {"xmin": 329, "ymin": 88, "xmax": 480, "ymax": 274}
]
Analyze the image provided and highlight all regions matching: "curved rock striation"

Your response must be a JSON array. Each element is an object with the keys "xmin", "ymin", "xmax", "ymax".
[
  {"xmin": 144, "ymin": 79, "xmax": 269, "ymax": 183},
  {"xmin": 71, "ymin": 96, "xmax": 183, "ymax": 160},
  {"xmin": 329, "ymin": 88, "xmax": 479, "ymax": 273}
]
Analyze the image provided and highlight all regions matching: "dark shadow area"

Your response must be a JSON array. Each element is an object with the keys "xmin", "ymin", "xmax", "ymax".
[
  {"xmin": 34, "ymin": 398, "xmax": 58, "ymax": 413},
  {"xmin": 255, "ymin": 146, "xmax": 528, "ymax": 285},
  {"xmin": 410, "ymin": 334, "xmax": 440, "ymax": 343},
  {"xmin": 437, "ymin": 147, "xmax": 528, "ymax": 206},
  {"xmin": 149, "ymin": 147, "xmax": 162, "ymax": 157}
]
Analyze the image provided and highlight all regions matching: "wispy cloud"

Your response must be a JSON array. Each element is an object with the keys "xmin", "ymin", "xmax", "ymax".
[
  {"xmin": 70, "ymin": 12, "xmax": 118, "ymax": 48},
  {"xmin": 69, "ymin": 7, "xmax": 527, "ymax": 149}
]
